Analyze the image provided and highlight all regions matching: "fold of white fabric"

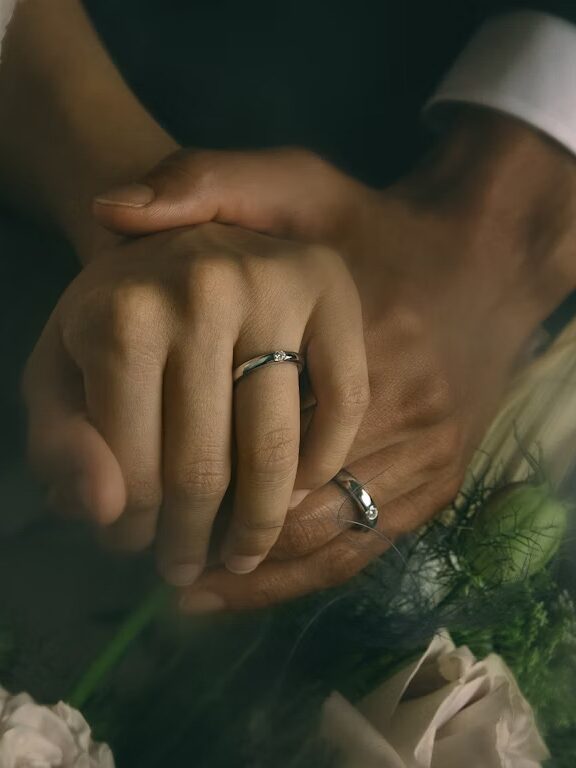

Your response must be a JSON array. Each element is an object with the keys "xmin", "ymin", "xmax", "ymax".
[
  {"xmin": 321, "ymin": 631, "xmax": 550, "ymax": 768},
  {"xmin": 466, "ymin": 314, "xmax": 576, "ymax": 490},
  {"xmin": 0, "ymin": 0, "xmax": 16, "ymax": 59},
  {"xmin": 426, "ymin": 11, "xmax": 576, "ymax": 158}
]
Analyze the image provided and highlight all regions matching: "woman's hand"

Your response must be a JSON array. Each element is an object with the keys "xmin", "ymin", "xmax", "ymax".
[
  {"xmin": 94, "ymin": 109, "xmax": 576, "ymax": 611},
  {"xmin": 23, "ymin": 224, "xmax": 368, "ymax": 585}
]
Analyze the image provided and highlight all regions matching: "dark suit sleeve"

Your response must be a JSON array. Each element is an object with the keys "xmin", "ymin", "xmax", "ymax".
[{"xmin": 475, "ymin": 2, "xmax": 576, "ymax": 25}]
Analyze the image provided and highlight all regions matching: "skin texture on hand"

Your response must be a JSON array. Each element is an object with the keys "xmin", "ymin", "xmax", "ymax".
[
  {"xmin": 23, "ymin": 224, "xmax": 368, "ymax": 586},
  {"xmin": 93, "ymin": 109, "xmax": 576, "ymax": 613}
]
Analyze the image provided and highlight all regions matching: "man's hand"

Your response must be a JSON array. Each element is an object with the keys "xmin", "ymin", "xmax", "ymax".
[
  {"xmin": 92, "ymin": 146, "xmax": 374, "ymax": 247},
  {"xmin": 23, "ymin": 224, "xmax": 368, "ymax": 586},
  {"xmin": 94, "ymin": 109, "xmax": 576, "ymax": 612}
]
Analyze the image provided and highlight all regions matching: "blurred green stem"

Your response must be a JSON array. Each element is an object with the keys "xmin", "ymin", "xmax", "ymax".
[{"xmin": 68, "ymin": 583, "xmax": 170, "ymax": 710}]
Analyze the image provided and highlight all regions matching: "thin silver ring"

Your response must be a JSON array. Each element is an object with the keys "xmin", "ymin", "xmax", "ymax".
[
  {"xmin": 334, "ymin": 469, "xmax": 379, "ymax": 531},
  {"xmin": 233, "ymin": 350, "xmax": 304, "ymax": 383}
]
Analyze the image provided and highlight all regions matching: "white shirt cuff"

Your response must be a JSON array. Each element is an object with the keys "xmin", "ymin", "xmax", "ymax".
[
  {"xmin": 425, "ymin": 11, "xmax": 576, "ymax": 156},
  {"xmin": 0, "ymin": 0, "xmax": 17, "ymax": 59}
]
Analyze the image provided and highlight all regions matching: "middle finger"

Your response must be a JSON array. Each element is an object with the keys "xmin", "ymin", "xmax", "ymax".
[{"xmin": 158, "ymin": 332, "xmax": 233, "ymax": 585}]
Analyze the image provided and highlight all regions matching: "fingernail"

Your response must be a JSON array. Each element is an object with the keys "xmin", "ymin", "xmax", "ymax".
[
  {"xmin": 289, "ymin": 489, "xmax": 310, "ymax": 509},
  {"xmin": 95, "ymin": 183, "xmax": 155, "ymax": 208},
  {"xmin": 225, "ymin": 555, "xmax": 263, "ymax": 575},
  {"xmin": 162, "ymin": 563, "xmax": 203, "ymax": 587},
  {"xmin": 179, "ymin": 590, "xmax": 226, "ymax": 615}
]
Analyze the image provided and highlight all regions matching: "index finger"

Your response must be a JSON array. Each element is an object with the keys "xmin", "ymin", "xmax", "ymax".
[{"xmin": 24, "ymin": 318, "xmax": 126, "ymax": 525}]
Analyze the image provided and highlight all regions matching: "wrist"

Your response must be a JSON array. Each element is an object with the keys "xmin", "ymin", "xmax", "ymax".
[
  {"xmin": 66, "ymin": 129, "xmax": 180, "ymax": 264},
  {"xmin": 36, "ymin": 87, "xmax": 179, "ymax": 263},
  {"xmin": 402, "ymin": 107, "xmax": 576, "ymax": 327},
  {"xmin": 0, "ymin": 0, "xmax": 179, "ymax": 264}
]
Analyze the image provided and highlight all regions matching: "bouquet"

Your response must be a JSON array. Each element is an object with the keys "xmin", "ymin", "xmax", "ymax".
[{"xmin": 2, "ymin": 312, "xmax": 576, "ymax": 767}]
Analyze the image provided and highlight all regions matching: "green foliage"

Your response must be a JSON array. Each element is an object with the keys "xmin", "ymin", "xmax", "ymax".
[
  {"xmin": 452, "ymin": 575, "xmax": 576, "ymax": 768},
  {"xmin": 4, "ymin": 457, "xmax": 576, "ymax": 767},
  {"xmin": 458, "ymin": 481, "xmax": 568, "ymax": 586}
]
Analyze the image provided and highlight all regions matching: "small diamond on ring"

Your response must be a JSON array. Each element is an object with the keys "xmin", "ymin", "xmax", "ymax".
[
  {"xmin": 273, "ymin": 351, "xmax": 289, "ymax": 362},
  {"xmin": 366, "ymin": 505, "xmax": 378, "ymax": 521}
]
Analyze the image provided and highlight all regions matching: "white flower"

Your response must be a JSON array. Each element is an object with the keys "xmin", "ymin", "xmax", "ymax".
[
  {"xmin": 321, "ymin": 631, "xmax": 549, "ymax": 768},
  {"xmin": 0, "ymin": 687, "xmax": 114, "ymax": 768}
]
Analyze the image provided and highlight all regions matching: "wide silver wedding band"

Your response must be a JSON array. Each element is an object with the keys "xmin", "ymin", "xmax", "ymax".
[
  {"xmin": 334, "ymin": 469, "xmax": 379, "ymax": 531},
  {"xmin": 233, "ymin": 350, "xmax": 304, "ymax": 383}
]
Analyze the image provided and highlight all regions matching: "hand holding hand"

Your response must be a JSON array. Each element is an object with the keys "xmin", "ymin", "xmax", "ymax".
[
  {"xmin": 24, "ymin": 224, "xmax": 368, "ymax": 585},
  {"xmin": 94, "ymin": 109, "xmax": 576, "ymax": 611}
]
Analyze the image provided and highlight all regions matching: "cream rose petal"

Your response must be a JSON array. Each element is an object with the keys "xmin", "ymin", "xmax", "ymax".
[
  {"xmin": 322, "ymin": 692, "xmax": 406, "ymax": 768},
  {"xmin": 0, "ymin": 727, "xmax": 63, "ymax": 767},
  {"xmin": 321, "ymin": 631, "xmax": 550, "ymax": 768}
]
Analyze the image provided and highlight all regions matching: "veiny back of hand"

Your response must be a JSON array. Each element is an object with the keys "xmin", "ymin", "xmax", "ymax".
[{"xmin": 91, "ymin": 126, "xmax": 576, "ymax": 612}]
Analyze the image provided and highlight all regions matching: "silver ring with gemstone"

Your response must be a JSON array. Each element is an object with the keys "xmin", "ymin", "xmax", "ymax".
[
  {"xmin": 334, "ymin": 469, "xmax": 379, "ymax": 530},
  {"xmin": 233, "ymin": 350, "xmax": 305, "ymax": 383}
]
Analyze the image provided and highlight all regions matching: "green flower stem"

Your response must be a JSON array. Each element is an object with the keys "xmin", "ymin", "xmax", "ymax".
[{"xmin": 68, "ymin": 583, "xmax": 170, "ymax": 710}]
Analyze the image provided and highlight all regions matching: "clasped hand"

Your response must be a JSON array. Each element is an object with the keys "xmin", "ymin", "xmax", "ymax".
[
  {"xmin": 24, "ymin": 217, "xmax": 368, "ymax": 586},
  {"xmin": 27, "ymin": 114, "xmax": 570, "ymax": 611}
]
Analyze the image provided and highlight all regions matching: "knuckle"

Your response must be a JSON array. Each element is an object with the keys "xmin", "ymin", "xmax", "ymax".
[
  {"xmin": 419, "ymin": 375, "xmax": 454, "ymax": 423},
  {"xmin": 103, "ymin": 285, "xmax": 165, "ymax": 361},
  {"xmin": 126, "ymin": 488, "xmax": 163, "ymax": 521},
  {"xmin": 232, "ymin": 515, "xmax": 285, "ymax": 554},
  {"xmin": 109, "ymin": 284, "xmax": 159, "ymax": 335},
  {"xmin": 167, "ymin": 456, "xmax": 230, "ymax": 503},
  {"xmin": 331, "ymin": 378, "xmax": 371, "ymax": 422},
  {"xmin": 245, "ymin": 427, "xmax": 299, "ymax": 480},
  {"xmin": 182, "ymin": 254, "xmax": 239, "ymax": 316}
]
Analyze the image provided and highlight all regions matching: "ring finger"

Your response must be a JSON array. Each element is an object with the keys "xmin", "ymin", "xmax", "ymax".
[
  {"xmin": 222, "ymin": 334, "xmax": 303, "ymax": 574},
  {"xmin": 272, "ymin": 426, "xmax": 461, "ymax": 559}
]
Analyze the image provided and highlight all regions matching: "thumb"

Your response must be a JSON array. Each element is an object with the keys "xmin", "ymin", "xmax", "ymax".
[
  {"xmin": 24, "ymin": 320, "xmax": 126, "ymax": 526},
  {"xmin": 93, "ymin": 147, "xmax": 358, "ymax": 242}
]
